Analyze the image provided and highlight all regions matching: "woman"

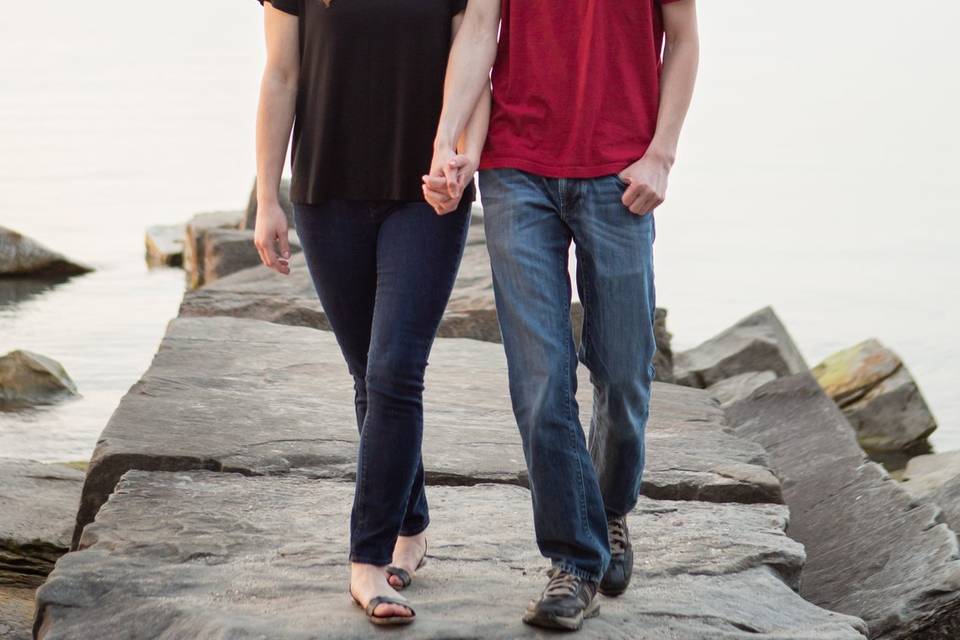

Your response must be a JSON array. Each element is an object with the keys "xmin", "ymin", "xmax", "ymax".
[{"xmin": 253, "ymin": 0, "xmax": 488, "ymax": 626}]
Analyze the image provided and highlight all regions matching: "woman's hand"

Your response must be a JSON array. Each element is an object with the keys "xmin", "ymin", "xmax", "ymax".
[
  {"xmin": 254, "ymin": 200, "xmax": 292, "ymax": 275},
  {"xmin": 422, "ymin": 152, "xmax": 477, "ymax": 215}
]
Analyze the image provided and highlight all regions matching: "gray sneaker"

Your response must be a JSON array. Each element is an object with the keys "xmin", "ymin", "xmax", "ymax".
[{"xmin": 522, "ymin": 567, "xmax": 600, "ymax": 631}]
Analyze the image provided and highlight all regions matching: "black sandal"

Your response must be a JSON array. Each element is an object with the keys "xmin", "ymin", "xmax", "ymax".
[
  {"xmin": 349, "ymin": 587, "xmax": 416, "ymax": 626},
  {"xmin": 385, "ymin": 539, "xmax": 428, "ymax": 590}
]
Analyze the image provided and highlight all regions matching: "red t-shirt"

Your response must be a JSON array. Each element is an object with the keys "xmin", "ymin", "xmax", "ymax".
[{"xmin": 480, "ymin": 0, "xmax": 681, "ymax": 178}]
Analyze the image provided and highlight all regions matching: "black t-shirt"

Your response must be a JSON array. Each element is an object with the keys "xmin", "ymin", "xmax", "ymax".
[{"xmin": 258, "ymin": 0, "xmax": 472, "ymax": 204}]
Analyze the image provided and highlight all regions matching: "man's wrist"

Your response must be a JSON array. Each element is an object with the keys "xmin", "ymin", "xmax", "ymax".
[{"xmin": 643, "ymin": 147, "xmax": 676, "ymax": 169}]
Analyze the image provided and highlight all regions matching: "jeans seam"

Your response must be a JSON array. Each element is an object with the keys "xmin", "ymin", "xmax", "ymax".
[{"xmin": 562, "ymin": 301, "xmax": 590, "ymax": 536}]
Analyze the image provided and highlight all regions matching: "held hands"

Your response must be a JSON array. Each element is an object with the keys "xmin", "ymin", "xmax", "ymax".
[
  {"xmin": 423, "ymin": 146, "xmax": 478, "ymax": 215},
  {"xmin": 617, "ymin": 152, "xmax": 673, "ymax": 215},
  {"xmin": 254, "ymin": 200, "xmax": 291, "ymax": 275}
]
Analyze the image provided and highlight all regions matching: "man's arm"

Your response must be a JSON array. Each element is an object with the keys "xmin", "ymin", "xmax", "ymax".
[
  {"xmin": 425, "ymin": 0, "xmax": 500, "ymax": 205},
  {"xmin": 254, "ymin": 3, "xmax": 299, "ymax": 273},
  {"xmin": 620, "ymin": 0, "xmax": 699, "ymax": 215}
]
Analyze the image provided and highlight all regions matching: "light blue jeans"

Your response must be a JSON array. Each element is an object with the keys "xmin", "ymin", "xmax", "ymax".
[{"xmin": 479, "ymin": 168, "xmax": 658, "ymax": 582}]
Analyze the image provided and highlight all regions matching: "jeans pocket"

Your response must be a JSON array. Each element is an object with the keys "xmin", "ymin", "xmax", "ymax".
[{"xmin": 612, "ymin": 173, "xmax": 629, "ymax": 190}]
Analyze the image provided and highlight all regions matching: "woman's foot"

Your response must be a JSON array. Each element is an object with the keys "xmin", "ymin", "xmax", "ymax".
[
  {"xmin": 350, "ymin": 563, "xmax": 414, "ymax": 622},
  {"xmin": 386, "ymin": 531, "xmax": 428, "ymax": 589}
]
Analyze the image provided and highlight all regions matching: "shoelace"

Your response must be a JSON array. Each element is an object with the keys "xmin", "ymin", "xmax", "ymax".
[
  {"xmin": 608, "ymin": 517, "xmax": 628, "ymax": 555},
  {"xmin": 543, "ymin": 568, "xmax": 580, "ymax": 599}
]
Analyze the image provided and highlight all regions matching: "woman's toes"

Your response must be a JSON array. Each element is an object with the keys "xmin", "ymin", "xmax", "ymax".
[
  {"xmin": 387, "ymin": 574, "xmax": 403, "ymax": 588},
  {"xmin": 375, "ymin": 602, "xmax": 412, "ymax": 618}
]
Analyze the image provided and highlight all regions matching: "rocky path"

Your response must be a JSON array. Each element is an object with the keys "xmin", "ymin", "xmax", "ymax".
[{"xmin": 39, "ymin": 471, "xmax": 866, "ymax": 639}]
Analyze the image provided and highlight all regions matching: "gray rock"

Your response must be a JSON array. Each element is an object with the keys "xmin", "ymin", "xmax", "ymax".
[
  {"xmin": 179, "ymin": 220, "xmax": 674, "ymax": 378},
  {"xmin": 843, "ymin": 366, "xmax": 937, "ymax": 454},
  {"xmin": 0, "ymin": 350, "xmax": 79, "ymax": 409},
  {"xmin": 674, "ymin": 307, "xmax": 808, "ymax": 388},
  {"xmin": 182, "ymin": 210, "xmax": 244, "ymax": 289},
  {"xmin": 707, "ymin": 370, "xmax": 777, "ymax": 408},
  {"xmin": 0, "ymin": 459, "xmax": 84, "ymax": 588},
  {"xmin": 0, "ymin": 587, "xmax": 33, "ymax": 640},
  {"xmin": 242, "ymin": 177, "xmax": 294, "ymax": 231},
  {"xmin": 902, "ymin": 451, "xmax": 960, "ymax": 499},
  {"xmin": 202, "ymin": 228, "xmax": 301, "ymax": 287},
  {"xmin": 144, "ymin": 224, "xmax": 185, "ymax": 268},
  {"xmin": 727, "ymin": 373, "xmax": 960, "ymax": 640},
  {"xmin": 40, "ymin": 471, "xmax": 866, "ymax": 639},
  {"xmin": 71, "ymin": 316, "xmax": 778, "ymax": 548},
  {"xmin": 0, "ymin": 226, "xmax": 92, "ymax": 278}
]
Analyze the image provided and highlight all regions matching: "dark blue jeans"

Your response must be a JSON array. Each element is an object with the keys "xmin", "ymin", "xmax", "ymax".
[
  {"xmin": 478, "ymin": 168, "xmax": 658, "ymax": 583},
  {"xmin": 293, "ymin": 198, "xmax": 471, "ymax": 566}
]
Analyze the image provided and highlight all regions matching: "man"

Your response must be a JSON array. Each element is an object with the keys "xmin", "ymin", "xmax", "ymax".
[{"xmin": 425, "ymin": 0, "xmax": 699, "ymax": 631}]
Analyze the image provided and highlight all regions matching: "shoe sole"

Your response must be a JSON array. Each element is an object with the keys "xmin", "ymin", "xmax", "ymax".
[
  {"xmin": 598, "ymin": 583, "xmax": 628, "ymax": 598},
  {"xmin": 522, "ymin": 598, "xmax": 600, "ymax": 631}
]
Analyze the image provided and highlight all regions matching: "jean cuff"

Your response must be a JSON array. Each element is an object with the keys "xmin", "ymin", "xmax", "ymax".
[
  {"xmin": 349, "ymin": 554, "xmax": 393, "ymax": 567},
  {"xmin": 398, "ymin": 517, "xmax": 430, "ymax": 538},
  {"xmin": 552, "ymin": 560, "xmax": 603, "ymax": 585}
]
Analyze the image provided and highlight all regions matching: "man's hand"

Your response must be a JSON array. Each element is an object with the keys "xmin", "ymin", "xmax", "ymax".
[
  {"xmin": 618, "ymin": 152, "xmax": 673, "ymax": 216},
  {"xmin": 423, "ymin": 149, "xmax": 477, "ymax": 215},
  {"xmin": 254, "ymin": 201, "xmax": 291, "ymax": 275}
]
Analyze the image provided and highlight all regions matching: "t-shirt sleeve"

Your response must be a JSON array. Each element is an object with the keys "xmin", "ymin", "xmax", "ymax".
[
  {"xmin": 258, "ymin": 0, "xmax": 299, "ymax": 16},
  {"xmin": 451, "ymin": 0, "xmax": 468, "ymax": 16}
]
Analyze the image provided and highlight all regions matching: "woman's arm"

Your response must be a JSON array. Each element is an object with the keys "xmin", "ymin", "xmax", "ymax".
[
  {"xmin": 254, "ymin": 3, "xmax": 299, "ymax": 273},
  {"xmin": 423, "ymin": 7, "xmax": 496, "ymax": 214}
]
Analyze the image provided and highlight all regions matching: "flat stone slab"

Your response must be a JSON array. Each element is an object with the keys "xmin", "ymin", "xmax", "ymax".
[
  {"xmin": 0, "ymin": 459, "xmax": 84, "ymax": 588},
  {"xmin": 179, "ymin": 217, "xmax": 675, "ymax": 379},
  {"xmin": 39, "ymin": 471, "xmax": 866, "ymax": 639},
  {"xmin": 72, "ymin": 315, "xmax": 779, "ymax": 548},
  {"xmin": 179, "ymin": 217, "xmax": 507, "ymax": 342},
  {"xmin": 902, "ymin": 452, "xmax": 960, "ymax": 536},
  {"xmin": 727, "ymin": 374, "xmax": 960, "ymax": 640}
]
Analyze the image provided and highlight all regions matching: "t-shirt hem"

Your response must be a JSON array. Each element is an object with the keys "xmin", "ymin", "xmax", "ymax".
[{"xmin": 478, "ymin": 154, "xmax": 645, "ymax": 179}]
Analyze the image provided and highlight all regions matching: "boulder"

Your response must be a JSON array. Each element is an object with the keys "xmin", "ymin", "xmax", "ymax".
[
  {"xmin": 241, "ymin": 177, "xmax": 295, "ymax": 231},
  {"xmin": 202, "ymin": 228, "xmax": 301, "ymax": 286},
  {"xmin": 0, "ymin": 459, "xmax": 85, "ymax": 588},
  {"xmin": 812, "ymin": 339, "xmax": 901, "ymax": 405},
  {"xmin": 182, "ymin": 210, "xmax": 244, "ymax": 289},
  {"xmin": 71, "ymin": 316, "xmax": 779, "ymax": 548},
  {"xmin": 727, "ymin": 373, "xmax": 960, "ymax": 640},
  {"xmin": 707, "ymin": 370, "xmax": 777, "ymax": 408},
  {"xmin": 0, "ymin": 350, "xmax": 79, "ymax": 408},
  {"xmin": 179, "ymin": 219, "xmax": 674, "ymax": 378},
  {"xmin": 144, "ymin": 223, "xmax": 185, "ymax": 267},
  {"xmin": 39, "ymin": 471, "xmax": 866, "ymax": 639},
  {"xmin": 843, "ymin": 366, "xmax": 937, "ymax": 453},
  {"xmin": 0, "ymin": 586, "xmax": 33, "ymax": 640},
  {"xmin": 813, "ymin": 341, "xmax": 937, "ymax": 454},
  {"xmin": 0, "ymin": 226, "xmax": 92, "ymax": 278},
  {"xmin": 673, "ymin": 306, "xmax": 807, "ymax": 388}
]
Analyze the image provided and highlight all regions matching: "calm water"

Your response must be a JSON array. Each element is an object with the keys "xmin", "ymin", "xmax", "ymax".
[{"xmin": 1, "ymin": 1, "xmax": 958, "ymax": 461}]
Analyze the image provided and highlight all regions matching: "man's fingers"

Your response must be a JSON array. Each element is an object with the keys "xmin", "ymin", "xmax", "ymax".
[{"xmin": 622, "ymin": 182, "xmax": 641, "ymax": 208}]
